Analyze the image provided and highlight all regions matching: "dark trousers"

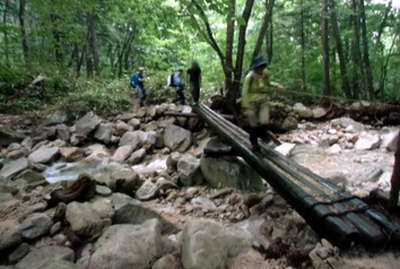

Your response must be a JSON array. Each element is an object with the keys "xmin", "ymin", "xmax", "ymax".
[
  {"xmin": 173, "ymin": 86, "xmax": 185, "ymax": 105},
  {"xmin": 137, "ymin": 85, "xmax": 146, "ymax": 107},
  {"xmin": 190, "ymin": 82, "xmax": 200, "ymax": 104}
]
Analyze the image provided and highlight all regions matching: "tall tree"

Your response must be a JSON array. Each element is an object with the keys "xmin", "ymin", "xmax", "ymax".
[
  {"xmin": 351, "ymin": 0, "xmax": 364, "ymax": 98},
  {"xmin": 252, "ymin": 0, "xmax": 273, "ymax": 62},
  {"xmin": 265, "ymin": 0, "xmax": 275, "ymax": 64},
  {"xmin": 18, "ymin": 0, "xmax": 29, "ymax": 64},
  {"xmin": 329, "ymin": 0, "xmax": 351, "ymax": 98},
  {"xmin": 2, "ymin": 0, "xmax": 9, "ymax": 63},
  {"xmin": 321, "ymin": 0, "xmax": 331, "ymax": 99},
  {"xmin": 225, "ymin": 0, "xmax": 236, "ymax": 93},
  {"xmin": 300, "ymin": 0, "xmax": 306, "ymax": 90},
  {"xmin": 359, "ymin": 0, "xmax": 374, "ymax": 100}
]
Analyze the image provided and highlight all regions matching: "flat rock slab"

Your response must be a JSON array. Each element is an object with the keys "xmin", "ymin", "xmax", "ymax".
[
  {"xmin": 0, "ymin": 158, "xmax": 29, "ymax": 179},
  {"xmin": 74, "ymin": 112, "xmax": 102, "ymax": 138},
  {"xmin": 29, "ymin": 146, "xmax": 59, "ymax": 164}
]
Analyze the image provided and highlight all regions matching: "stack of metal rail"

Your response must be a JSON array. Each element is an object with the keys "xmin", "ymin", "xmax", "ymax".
[{"xmin": 194, "ymin": 103, "xmax": 400, "ymax": 249}]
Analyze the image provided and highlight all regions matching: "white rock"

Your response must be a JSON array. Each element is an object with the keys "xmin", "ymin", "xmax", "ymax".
[
  {"xmin": 326, "ymin": 144, "xmax": 341, "ymax": 155},
  {"xmin": 355, "ymin": 133, "xmax": 381, "ymax": 150},
  {"xmin": 274, "ymin": 143, "xmax": 296, "ymax": 157},
  {"xmin": 381, "ymin": 130, "xmax": 399, "ymax": 152}
]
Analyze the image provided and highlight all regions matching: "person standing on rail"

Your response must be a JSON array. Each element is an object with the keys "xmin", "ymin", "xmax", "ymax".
[
  {"xmin": 130, "ymin": 67, "xmax": 146, "ymax": 107},
  {"xmin": 187, "ymin": 61, "xmax": 202, "ymax": 105},
  {"xmin": 241, "ymin": 56, "xmax": 284, "ymax": 150}
]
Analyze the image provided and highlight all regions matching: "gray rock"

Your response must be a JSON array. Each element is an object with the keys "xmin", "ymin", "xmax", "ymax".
[
  {"xmin": 177, "ymin": 155, "xmax": 203, "ymax": 186},
  {"xmin": 0, "ymin": 158, "xmax": 29, "ymax": 179},
  {"xmin": 112, "ymin": 145, "xmax": 134, "ymax": 163},
  {"xmin": 128, "ymin": 118, "xmax": 141, "ymax": 129},
  {"xmin": 20, "ymin": 213, "xmax": 52, "ymax": 240},
  {"xmin": 191, "ymin": 196, "xmax": 217, "ymax": 211},
  {"xmin": 96, "ymin": 185, "xmax": 112, "ymax": 197},
  {"xmin": 111, "ymin": 192, "xmax": 142, "ymax": 211},
  {"xmin": 50, "ymin": 221, "xmax": 62, "ymax": 235},
  {"xmin": 65, "ymin": 202, "xmax": 103, "ymax": 237},
  {"xmin": 91, "ymin": 197, "xmax": 115, "ymax": 219},
  {"xmin": 326, "ymin": 144, "xmax": 342, "ymax": 155},
  {"xmin": 355, "ymin": 133, "xmax": 381, "ymax": 150},
  {"xmin": 16, "ymin": 246, "xmax": 74, "ymax": 269},
  {"xmin": 74, "ymin": 112, "xmax": 102, "ymax": 138},
  {"xmin": 56, "ymin": 124, "xmax": 71, "ymax": 142},
  {"xmin": 281, "ymin": 116, "xmax": 298, "ymax": 131},
  {"xmin": 28, "ymin": 146, "xmax": 59, "ymax": 164},
  {"xmin": 119, "ymin": 131, "xmax": 144, "ymax": 148},
  {"xmin": 135, "ymin": 180, "xmax": 159, "ymax": 201},
  {"xmin": 43, "ymin": 260, "xmax": 83, "ymax": 269},
  {"xmin": 8, "ymin": 242, "xmax": 30, "ymax": 264},
  {"xmin": 200, "ymin": 155, "xmax": 264, "ymax": 191},
  {"xmin": 88, "ymin": 220, "xmax": 166, "ymax": 269},
  {"xmin": 313, "ymin": 107, "xmax": 328, "ymax": 119},
  {"xmin": 86, "ymin": 144, "xmax": 110, "ymax": 159},
  {"xmin": 110, "ymin": 168, "xmax": 142, "ymax": 193},
  {"xmin": 0, "ymin": 127, "xmax": 25, "ymax": 147},
  {"xmin": 181, "ymin": 220, "xmax": 252, "ymax": 269},
  {"xmin": 356, "ymin": 167, "xmax": 384, "ymax": 183},
  {"xmin": 293, "ymin": 103, "xmax": 313, "ymax": 119},
  {"xmin": 46, "ymin": 110, "xmax": 69, "ymax": 126},
  {"xmin": 164, "ymin": 125, "xmax": 192, "ymax": 152},
  {"xmin": 113, "ymin": 203, "xmax": 177, "ymax": 234},
  {"xmin": 332, "ymin": 117, "xmax": 364, "ymax": 132},
  {"xmin": 94, "ymin": 124, "xmax": 112, "ymax": 145},
  {"xmin": 152, "ymin": 254, "xmax": 181, "ymax": 269},
  {"xmin": 0, "ymin": 219, "xmax": 22, "ymax": 251},
  {"xmin": 166, "ymin": 152, "xmax": 181, "ymax": 172},
  {"xmin": 0, "ymin": 193, "xmax": 14, "ymax": 203},
  {"xmin": 127, "ymin": 148, "xmax": 147, "ymax": 165},
  {"xmin": 113, "ymin": 120, "xmax": 132, "ymax": 136}
]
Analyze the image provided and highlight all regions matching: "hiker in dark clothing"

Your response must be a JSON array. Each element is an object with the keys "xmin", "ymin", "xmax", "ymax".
[
  {"xmin": 187, "ymin": 61, "xmax": 202, "ymax": 105},
  {"xmin": 172, "ymin": 68, "xmax": 185, "ymax": 105},
  {"xmin": 130, "ymin": 67, "xmax": 146, "ymax": 107}
]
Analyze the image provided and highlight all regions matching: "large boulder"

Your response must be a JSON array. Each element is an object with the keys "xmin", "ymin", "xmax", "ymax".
[
  {"xmin": 65, "ymin": 202, "xmax": 104, "ymax": 237},
  {"xmin": 332, "ymin": 117, "xmax": 365, "ymax": 132},
  {"xmin": 0, "ymin": 127, "xmax": 25, "ymax": 147},
  {"xmin": 293, "ymin": 103, "xmax": 313, "ymax": 119},
  {"xmin": 119, "ymin": 131, "xmax": 144, "ymax": 149},
  {"xmin": 28, "ymin": 146, "xmax": 59, "ymax": 164},
  {"xmin": 0, "ymin": 219, "xmax": 22, "ymax": 251},
  {"xmin": 112, "ymin": 145, "xmax": 134, "ymax": 163},
  {"xmin": 0, "ymin": 158, "xmax": 29, "ymax": 179},
  {"xmin": 113, "ymin": 203, "xmax": 177, "ymax": 234},
  {"xmin": 177, "ymin": 155, "xmax": 203, "ymax": 186},
  {"xmin": 45, "ymin": 110, "xmax": 70, "ymax": 126},
  {"xmin": 43, "ymin": 260, "xmax": 82, "ymax": 269},
  {"xmin": 355, "ymin": 133, "xmax": 381, "ymax": 151},
  {"xmin": 200, "ymin": 155, "xmax": 264, "ymax": 191},
  {"xmin": 181, "ymin": 220, "xmax": 252, "ymax": 269},
  {"xmin": 56, "ymin": 124, "xmax": 71, "ymax": 142},
  {"xmin": 20, "ymin": 213, "xmax": 52, "ymax": 240},
  {"xmin": 88, "ymin": 220, "xmax": 166, "ymax": 269},
  {"xmin": 74, "ymin": 112, "xmax": 102, "ymax": 138},
  {"xmin": 16, "ymin": 246, "xmax": 74, "ymax": 269},
  {"xmin": 94, "ymin": 124, "xmax": 112, "ymax": 145},
  {"xmin": 164, "ymin": 125, "xmax": 192, "ymax": 152}
]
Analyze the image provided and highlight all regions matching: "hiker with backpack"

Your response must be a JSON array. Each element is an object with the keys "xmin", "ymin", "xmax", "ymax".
[
  {"xmin": 187, "ymin": 61, "xmax": 202, "ymax": 105},
  {"xmin": 130, "ymin": 67, "xmax": 146, "ymax": 107},
  {"xmin": 169, "ymin": 68, "xmax": 186, "ymax": 105}
]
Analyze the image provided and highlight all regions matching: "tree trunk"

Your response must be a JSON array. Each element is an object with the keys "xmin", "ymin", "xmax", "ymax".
[
  {"xmin": 50, "ymin": 13, "xmax": 64, "ymax": 67},
  {"xmin": 3, "ymin": 0, "xmax": 9, "ymax": 63},
  {"xmin": 329, "ymin": 0, "xmax": 351, "ymax": 98},
  {"xmin": 359, "ymin": 0, "xmax": 374, "ymax": 100},
  {"xmin": 224, "ymin": 0, "xmax": 236, "ymax": 93},
  {"xmin": 86, "ymin": 12, "xmax": 100, "ymax": 77},
  {"xmin": 389, "ymin": 130, "xmax": 400, "ymax": 209},
  {"xmin": 300, "ymin": 0, "xmax": 306, "ymax": 90},
  {"xmin": 18, "ymin": 0, "xmax": 29, "ymax": 64},
  {"xmin": 251, "ymin": 0, "xmax": 271, "ymax": 62},
  {"xmin": 351, "ymin": 0, "xmax": 364, "ymax": 99},
  {"xmin": 321, "ymin": 0, "xmax": 331, "ymax": 99},
  {"xmin": 229, "ymin": 0, "xmax": 256, "ymax": 107},
  {"xmin": 376, "ymin": 0, "xmax": 392, "ymax": 49},
  {"xmin": 265, "ymin": 0, "xmax": 275, "ymax": 64},
  {"xmin": 378, "ymin": 31, "xmax": 398, "ymax": 96}
]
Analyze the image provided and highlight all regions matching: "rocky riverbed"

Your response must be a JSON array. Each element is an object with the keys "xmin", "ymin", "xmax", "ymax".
[{"xmin": 0, "ymin": 103, "xmax": 399, "ymax": 269}]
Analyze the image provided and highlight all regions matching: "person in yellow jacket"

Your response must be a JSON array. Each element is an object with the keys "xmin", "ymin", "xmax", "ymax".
[{"xmin": 241, "ymin": 56, "xmax": 283, "ymax": 150}]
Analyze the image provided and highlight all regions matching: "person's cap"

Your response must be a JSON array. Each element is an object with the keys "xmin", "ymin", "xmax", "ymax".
[
  {"xmin": 250, "ymin": 56, "xmax": 268, "ymax": 70},
  {"xmin": 139, "ymin": 67, "xmax": 145, "ymax": 71}
]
